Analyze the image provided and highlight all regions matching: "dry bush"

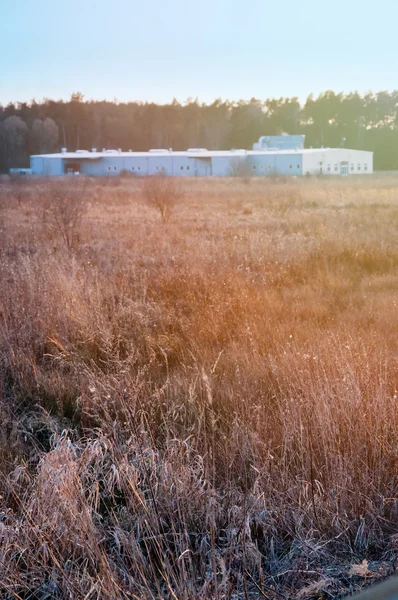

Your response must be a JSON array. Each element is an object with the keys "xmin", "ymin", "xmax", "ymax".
[
  {"xmin": 141, "ymin": 174, "xmax": 183, "ymax": 223},
  {"xmin": 1, "ymin": 175, "xmax": 398, "ymax": 597},
  {"xmin": 10, "ymin": 176, "xmax": 33, "ymax": 206},
  {"xmin": 229, "ymin": 156, "xmax": 251, "ymax": 180},
  {"xmin": 39, "ymin": 177, "xmax": 91, "ymax": 251}
]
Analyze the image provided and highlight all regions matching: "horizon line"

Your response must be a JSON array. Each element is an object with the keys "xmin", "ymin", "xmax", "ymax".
[{"xmin": 2, "ymin": 88, "xmax": 397, "ymax": 109}]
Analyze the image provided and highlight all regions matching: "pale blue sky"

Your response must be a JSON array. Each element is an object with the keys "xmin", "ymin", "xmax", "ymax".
[{"xmin": 1, "ymin": 0, "xmax": 397, "ymax": 106}]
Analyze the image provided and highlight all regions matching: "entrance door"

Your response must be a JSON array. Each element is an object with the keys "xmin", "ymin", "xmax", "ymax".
[{"xmin": 340, "ymin": 162, "xmax": 349, "ymax": 176}]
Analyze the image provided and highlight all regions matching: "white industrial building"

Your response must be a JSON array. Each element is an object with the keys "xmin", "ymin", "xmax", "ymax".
[{"xmin": 29, "ymin": 135, "xmax": 373, "ymax": 177}]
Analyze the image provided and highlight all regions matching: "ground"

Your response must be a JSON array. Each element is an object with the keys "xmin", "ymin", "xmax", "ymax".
[{"xmin": 1, "ymin": 174, "xmax": 398, "ymax": 599}]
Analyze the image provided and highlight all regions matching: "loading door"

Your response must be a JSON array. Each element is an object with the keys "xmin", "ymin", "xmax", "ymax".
[
  {"xmin": 195, "ymin": 158, "xmax": 212, "ymax": 176},
  {"xmin": 64, "ymin": 162, "xmax": 81, "ymax": 175}
]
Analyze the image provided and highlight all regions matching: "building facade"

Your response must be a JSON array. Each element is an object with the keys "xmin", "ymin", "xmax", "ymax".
[{"xmin": 29, "ymin": 136, "xmax": 373, "ymax": 177}]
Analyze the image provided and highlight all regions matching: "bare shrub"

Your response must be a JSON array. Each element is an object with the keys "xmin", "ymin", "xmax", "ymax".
[
  {"xmin": 10, "ymin": 176, "xmax": 32, "ymax": 206},
  {"xmin": 141, "ymin": 175, "xmax": 183, "ymax": 223},
  {"xmin": 229, "ymin": 156, "xmax": 252, "ymax": 186},
  {"xmin": 229, "ymin": 156, "xmax": 250, "ymax": 177},
  {"xmin": 40, "ymin": 178, "xmax": 91, "ymax": 251}
]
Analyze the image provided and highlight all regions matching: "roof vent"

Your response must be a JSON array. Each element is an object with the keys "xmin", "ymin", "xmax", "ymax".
[
  {"xmin": 92, "ymin": 148, "xmax": 97, "ymax": 153},
  {"xmin": 128, "ymin": 149, "xmax": 132, "ymax": 152},
  {"xmin": 61, "ymin": 147, "xmax": 67, "ymax": 154},
  {"xmin": 118, "ymin": 148, "xmax": 122, "ymax": 152}
]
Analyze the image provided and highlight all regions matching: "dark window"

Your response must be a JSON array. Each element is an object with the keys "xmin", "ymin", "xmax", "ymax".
[
  {"xmin": 364, "ymin": 165, "xmax": 368, "ymax": 171},
  {"xmin": 114, "ymin": 166, "xmax": 117, "ymax": 171},
  {"xmin": 187, "ymin": 166, "xmax": 190, "ymax": 170},
  {"xmin": 297, "ymin": 164, "xmax": 300, "ymax": 169},
  {"xmin": 358, "ymin": 164, "xmax": 361, "ymax": 171},
  {"xmin": 252, "ymin": 165, "xmax": 256, "ymax": 170},
  {"xmin": 180, "ymin": 166, "xmax": 184, "ymax": 170},
  {"xmin": 138, "ymin": 166, "xmax": 140, "ymax": 171},
  {"xmin": 289, "ymin": 164, "xmax": 293, "ymax": 169}
]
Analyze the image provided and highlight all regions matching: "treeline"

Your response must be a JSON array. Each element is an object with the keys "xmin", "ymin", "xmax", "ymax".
[{"xmin": 1, "ymin": 90, "xmax": 398, "ymax": 172}]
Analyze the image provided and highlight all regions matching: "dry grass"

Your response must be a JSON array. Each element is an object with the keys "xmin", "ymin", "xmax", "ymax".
[{"xmin": 1, "ymin": 174, "xmax": 398, "ymax": 598}]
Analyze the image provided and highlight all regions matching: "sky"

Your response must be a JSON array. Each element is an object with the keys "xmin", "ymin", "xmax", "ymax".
[{"xmin": 1, "ymin": 0, "xmax": 398, "ymax": 106}]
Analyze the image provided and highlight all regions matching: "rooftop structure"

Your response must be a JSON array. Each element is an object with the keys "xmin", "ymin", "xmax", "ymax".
[{"xmin": 253, "ymin": 134, "xmax": 305, "ymax": 151}]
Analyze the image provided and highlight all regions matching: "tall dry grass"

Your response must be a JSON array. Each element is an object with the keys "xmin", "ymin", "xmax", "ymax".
[{"xmin": 1, "ymin": 174, "xmax": 398, "ymax": 598}]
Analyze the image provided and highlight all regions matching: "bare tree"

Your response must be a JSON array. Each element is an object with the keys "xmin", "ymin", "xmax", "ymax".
[
  {"xmin": 41, "ymin": 178, "xmax": 91, "ymax": 251},
  {"xmin": 141, "ymin": 175, "xmax": 183, "ymax": 224},
  {"xmin": 31, "ymin": 118, "xmax": 59, "ymax": 153},
  {"xmin": 1, "ymin": 116, "xmax": 29, "ymax": 169},
  {"xmin": 229, "ymin": 156, "xmax": 250, "ymax": 178}
]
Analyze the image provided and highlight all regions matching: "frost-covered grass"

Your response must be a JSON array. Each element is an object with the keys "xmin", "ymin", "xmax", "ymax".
[{"xmin": 1, "ymin": 174, "xmax": 398, "ymax": 598}]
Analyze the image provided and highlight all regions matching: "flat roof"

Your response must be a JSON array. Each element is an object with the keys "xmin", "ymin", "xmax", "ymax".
[
  {"xmin": 30, "ymin": 148, "xmax": 373, "ymax": 160},
  {"xmin": 31, "ymin": 150, "xmax": 248, "ymax": 159}
]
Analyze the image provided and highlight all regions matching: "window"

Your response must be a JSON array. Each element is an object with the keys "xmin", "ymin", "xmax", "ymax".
[
  {"xmin": 364, "ymin": 165, "xmax": 368, "ymax": 171},
  {"xmin": 114, "ymin": 166, "xmax": 117, "ymax": 171},
  {"xmin": 358, "ymin": 164, "xmax": 361, "ymax": 171},
  {"xmin": 180, "ymin": 166, "xmax": 184, "ymax": 170},
  {"xmin": 132, "ymin": 166, "xmax": 135, "ymax": 171},
  {"xmin": 187, "ymin": 166, "xmax": 190, "ymax": 170},
  {"xmin": 108, "ymin": 166, "xmax": 111, "ymax": 171},
  {"xmin": 267, "ymin": 165, "xmax": 271, "ymax": 170},
  {"xmin": 252, "ymin": 165, "xmax": 256, "ymax": 170},
  {"xmin": 334, "ymin": 165, "xmax": 338, "ymax": 172},
  {"xmin": 327, "ymin": 165, "xmax": 331, "ymax": 172},
  {"xmin": 156, "ymin": 166, "xmax": 159, "ymax": 171},
  {"xmin": 162, "ymin": 167, "xmax": 165, "ymax": 171},
  {"xmin": 138, "ymin": 166, "xmax": 140, "ymax": 171},
  {"xmin": 260, "ymin": 165, "xmax": 264, "ymax": 170},
  {"xmin": 350, "ymin": 164, "xmax": 354, "ymax": 171},
  {"xmin": 289, "ymin": 164, "xmax": 293, "ymax": 169},
  {"xmin": 297, "ymin": 164, "xmax": 300, "ymax": 169}
]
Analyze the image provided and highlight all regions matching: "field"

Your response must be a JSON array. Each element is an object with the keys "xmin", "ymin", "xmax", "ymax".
[{"xmin": 1, "ymin": 174, "xmax": 398, "ymax": 599}]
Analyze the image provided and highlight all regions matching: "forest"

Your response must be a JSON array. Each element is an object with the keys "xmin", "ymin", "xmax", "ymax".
[{"xmin": 1, "ymin": 90, "xmax": 398, "ymax": 172}]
